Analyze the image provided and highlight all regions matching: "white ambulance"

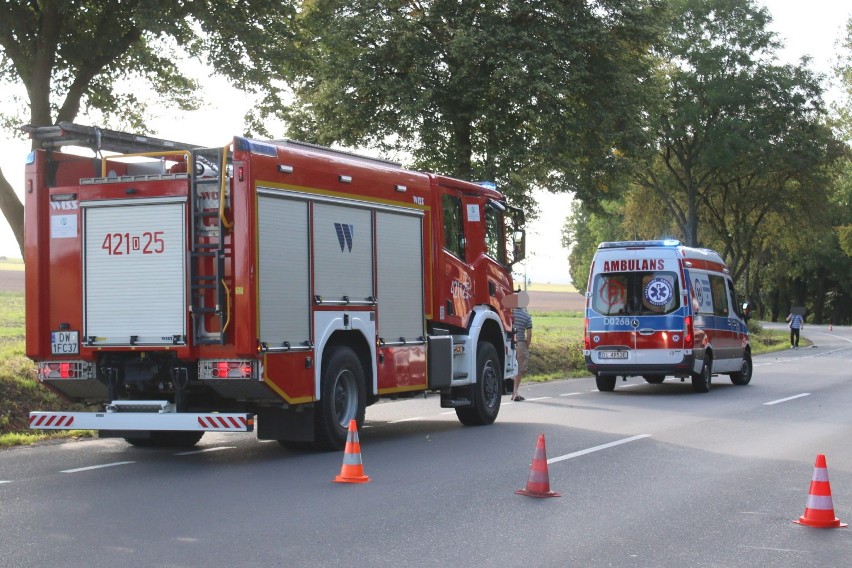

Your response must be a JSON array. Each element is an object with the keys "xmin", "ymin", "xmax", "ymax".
[{"xmin": 583, "ymin": 240, "xmax": 751, "ymax": 393}]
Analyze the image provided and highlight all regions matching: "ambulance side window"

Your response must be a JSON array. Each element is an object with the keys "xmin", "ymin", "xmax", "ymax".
[
  {"xmin": 726, "ymin": 278, "xmax": 740, "ymax": 317},
  {"xmin": 709, "ymin": 275, "xmax": 729, "ymax": 317},
  {"xmin": 442, "ymin": 193, "xmax": 466, "ymax": 261}
]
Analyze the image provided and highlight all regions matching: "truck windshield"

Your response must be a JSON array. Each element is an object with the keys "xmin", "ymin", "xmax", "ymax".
[{"xmin": 590, "ymin": 271, "xmax": 680, "ymax": 316}]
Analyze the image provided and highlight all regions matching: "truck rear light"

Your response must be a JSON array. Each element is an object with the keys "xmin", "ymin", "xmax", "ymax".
[
  {"xmin": 38, "ymin": 361, "xmax": 96, "ymax": 380},
  {"xmin": 583, "ymin": 318, "xmax": 591, "ymax": 351},
  {"xmin": 684, "ymin": 315, "xmax": 693, "ymax": 347},
  {"xmin": 200, "ymin": 360, "xmax": 255, "ymax": 379}
]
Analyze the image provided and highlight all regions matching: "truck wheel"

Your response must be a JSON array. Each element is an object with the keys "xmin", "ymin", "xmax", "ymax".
[
  {"xmin": 729, "ymin": 351, "xmax": 752, "ymax": 385},
  {"xmin": 692, "ymin": 355, "xmax": 712, "ymax": 393},
  {"xmin": 595, "ymin": 374, "xmax": 616, "ymax": 392},
  {"xmin": 643, "ymin": 375, "xmax": 665, "ymax": 384},
  {"xmin": 125, "ymin": 431, "xmax": 204, "ymax": 448},
  {"xmin": 315, "ymin": 346, "xmax": 366, "ymax": 451},
  {"xmin": 456, "ymin": 342, "xmax": 502, "ymax": 426}
]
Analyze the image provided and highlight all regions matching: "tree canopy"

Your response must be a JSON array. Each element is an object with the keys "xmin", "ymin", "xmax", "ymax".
[
  {"xmin": 634, "ymin": 0, "xmax": 840, "ymax": 248},
  {"xmin": 0, "ymin": 0, "xmax": 298, "ymax": 254},
  {"xmin": 279, "ymin": 0, "xmax": 665, "ymax": 212}
]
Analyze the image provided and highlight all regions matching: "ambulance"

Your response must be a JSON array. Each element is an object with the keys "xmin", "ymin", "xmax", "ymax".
[{"xmin": 583, "ymin": 240, "xmax": 751, "ymax": 393}]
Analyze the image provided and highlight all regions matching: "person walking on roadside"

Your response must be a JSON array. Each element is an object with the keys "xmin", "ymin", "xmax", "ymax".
[
  {"xmin": 786, "ymin": 311, "xmax": 804, "ymax": 349},
  {"xmin": 512, "ymin": 304, "xmax": 533, "ymax": 401}
]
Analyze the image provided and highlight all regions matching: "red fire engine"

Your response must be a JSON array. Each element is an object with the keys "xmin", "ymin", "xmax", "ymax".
[{"xmin": 23, "ymin": 122, "xmax": 525, "ymax": 450}]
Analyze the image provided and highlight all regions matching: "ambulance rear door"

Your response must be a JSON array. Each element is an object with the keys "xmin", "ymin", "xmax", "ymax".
[{"xmin": 587, "ymin": 253, "xmax": 686, "ymax": 369}]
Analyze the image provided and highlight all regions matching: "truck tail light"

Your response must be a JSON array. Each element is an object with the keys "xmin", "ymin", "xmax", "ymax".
[
  {"xmin": 201, "ymin": 360, "xmax": 255, "ymax": 379},
  {"xmin": 684, "ymin": 316, "xmax": 693, "ymax": 347},
  {"xmin": 38, "ymin": 361, "xmax": 96, "ymax": 380},
  {"xmin": 583, "ymin": 318, "xmax": 591, "ymax": 351}
]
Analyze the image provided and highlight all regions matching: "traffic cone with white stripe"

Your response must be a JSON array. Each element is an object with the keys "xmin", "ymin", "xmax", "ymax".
[
  {"xmin": 334, "ymin": 419, "xmax": 370, "ymax": 484},
  {"xmin": 516, "ymin": 434, "xmax": 560, "ymax": 498},
  {"xmin": 795, "ymin": 454, "xmax": 846, "ymax": 528}
]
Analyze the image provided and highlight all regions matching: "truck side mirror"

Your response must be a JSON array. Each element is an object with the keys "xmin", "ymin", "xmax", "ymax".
[
  {"xmin": 511, "ymin": 229, "xmax": 525, "ymax": 264},
  {"xmin": 741, "ymin": 301, "xmax": 751, "ymax": 321}
]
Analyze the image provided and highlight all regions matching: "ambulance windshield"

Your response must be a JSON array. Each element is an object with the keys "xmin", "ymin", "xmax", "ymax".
[{"xmin": 591, "ymin": 271, "xmax": 680, "ymax": 316}]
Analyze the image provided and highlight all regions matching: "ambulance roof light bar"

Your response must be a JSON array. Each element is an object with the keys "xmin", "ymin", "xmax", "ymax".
[{"xmin": 598, "ymin": 239, "xmax": 682, "ymax": 250}]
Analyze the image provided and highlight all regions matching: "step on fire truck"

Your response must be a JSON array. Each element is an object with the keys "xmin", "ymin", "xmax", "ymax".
[{"xmin": 24, "ymin": 122, "xmax": 526, "ymax": 450}]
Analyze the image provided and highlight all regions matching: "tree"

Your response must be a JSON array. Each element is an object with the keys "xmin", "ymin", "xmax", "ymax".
[
  {"xmin": 635, "ymin": 0, "xmax": 838, "ymax": 248},
  {"xmin": 0, "ymin": 0, "xmax": 298, "ymax": 256},
  {"xmin": 279, "ymin": 0, "xmax": 665, "ymax": 212}
]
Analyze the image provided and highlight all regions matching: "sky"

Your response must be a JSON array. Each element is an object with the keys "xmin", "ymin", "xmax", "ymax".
[{"xmin": 1, "ymin": 0, "xmax": 850, "ymax": 286}]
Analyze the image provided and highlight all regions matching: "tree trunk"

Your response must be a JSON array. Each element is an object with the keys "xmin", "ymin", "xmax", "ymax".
[{"xmin": 0, "ymin": 167, "xmax": 24, "ymax": 257}]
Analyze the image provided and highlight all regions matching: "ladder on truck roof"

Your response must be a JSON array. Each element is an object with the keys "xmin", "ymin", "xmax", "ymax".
[
  {"xmin": 22, "ymin": 121, "xmax": 200, "ymax": 154},
  {"xmin": 190, "ymin": 147, "xmax": 230, "ymax": 345}
]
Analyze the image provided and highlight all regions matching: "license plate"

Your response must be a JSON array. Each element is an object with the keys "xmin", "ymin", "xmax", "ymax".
[
  {"xmin": 51, "ymin": 331, "xmax": 79, "ymax": 355},
  {"xmin": 598, "ymin": 350, "xmax": 627, "ymax": 360}
]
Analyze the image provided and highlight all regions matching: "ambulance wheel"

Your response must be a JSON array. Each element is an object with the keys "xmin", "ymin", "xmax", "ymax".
[
  {"xmin": 124, "ymin": 431, "xmax": 204, "ymax": 448},
  {"xmin": 595, "ymin": 374, "xmax": 616, "ymax": 392},
  {"xmin": 315, "ymin": 345, "xmax": 366, "ymax": 451},
  {"xmin": 643, "ymin": 375, "xmax": 665, "ymax": 384},
  {"xmin": 456, "ymin": 342, "xmax": 502, "ymax": 426},
  {"xmin": 692, "ymin": 355, "xmax": 712, "ymax": 393},
  {"xmin": 729, "ymin": 351, "xmax": 752, "ymax": 385}
]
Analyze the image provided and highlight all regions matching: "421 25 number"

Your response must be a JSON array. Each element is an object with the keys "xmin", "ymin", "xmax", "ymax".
[{"xmin": 101, "ymin": 231, "xmax": 165, "ymax": 255}]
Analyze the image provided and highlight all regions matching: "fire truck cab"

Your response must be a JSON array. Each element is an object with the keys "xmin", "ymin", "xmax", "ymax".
[{"xmin": 24, "ymin": 122, "xmax": 525, "ymax": 449}]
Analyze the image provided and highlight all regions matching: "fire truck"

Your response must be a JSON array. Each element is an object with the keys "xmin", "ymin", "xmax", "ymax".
[{"xmin": 23, "ymin": 122, "xmax": 525, "ymax": 450}]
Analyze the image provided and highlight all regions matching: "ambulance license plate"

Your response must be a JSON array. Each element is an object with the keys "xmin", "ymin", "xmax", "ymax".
[
  {"xmin": 598, "ymin": 350, "xmax": 627, "ymax": 360},
  {"xmin": 51, "ymin": 331, "xmax": 79, "ymax": 355}
]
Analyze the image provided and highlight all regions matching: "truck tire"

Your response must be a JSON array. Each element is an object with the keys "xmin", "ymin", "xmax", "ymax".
[
  {"xmin": 456, "ymin": 342, "xmax": 502, "ymax": 426},
  {"xmin": 315, "ymin": 346, "xmax": 366, "ymax": 451},
  {"xmin": 595, "ymin": 374, "xmax": 616, "ymax": 392},
  {"xmin": 729, "ymin": 351, "xmax": 752, "ymax": 385},
  {"xmin": 125, "ymin": 431, "xmax": 204, "ymax": 448},
  {"xmin": 692, "ymin": 354, "xmax": 712, "ymax": 393}
]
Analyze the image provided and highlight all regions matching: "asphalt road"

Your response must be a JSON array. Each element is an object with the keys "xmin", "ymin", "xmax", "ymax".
[{"xmin": 2, "ymin": 326, "xmax": 852, "ymax": 567}]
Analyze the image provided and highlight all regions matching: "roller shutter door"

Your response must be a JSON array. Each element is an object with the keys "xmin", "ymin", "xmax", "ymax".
[
  {"xmin": 313, "ymin": 203, "xmax": 374, "ymax": 302},
  {"xmin": 83, "ymin": 199, "xmax": 186, "ymax": 345},
  {"xmin": 257, "ymin": 194, "xmax": 310, "ymax": 347},
  {"xmin": 376, "ymin": 211, "xmax": 424, "ymax": 343}
]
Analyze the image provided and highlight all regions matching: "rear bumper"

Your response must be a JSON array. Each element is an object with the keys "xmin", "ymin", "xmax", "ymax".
[
  {"xmin": 29, "ymin": 402, "xmax": 254, "ymax": 432},
  {"xmin": 585, "ymin": 354, "xmax": 696, "ymax": 378}
]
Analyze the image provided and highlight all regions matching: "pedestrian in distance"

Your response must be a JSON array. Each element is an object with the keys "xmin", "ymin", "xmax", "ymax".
[
  {"xmin": 786, "ymin": 310, "xmax": 804, "ymax": 349},
  {"xmin": 512, "ymin": 296, "xmax": 533, "ymax": 401}
]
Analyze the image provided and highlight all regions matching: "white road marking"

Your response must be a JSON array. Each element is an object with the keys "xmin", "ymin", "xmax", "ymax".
[
  {"xmin": 547, "ymin": 434, "xmax": 651, "ymax": 465},
  {"xmin": 738, "ymin": 545, "xmax": 809, "ymax": 554},
  {"xmin": 559, "ymin": 392, "xmax": 582, "ymax": 397},
  {"xmin": 763, "ymin": 393, "xmax": 811, "ymax": 406},
  {"xmin": 173, "ymin": 446, "xmax": 236, "ymax": 456},
  {"xmin": 0, "ymin": 480, "xmax": 12, "ymax": 484},
  {"xmin": 389, "ymin": 417, "xmax": 424, "ymax": 423},
  {"xmin": 62, "ymin": 461, "xmax": 135, "ymax": 473}
]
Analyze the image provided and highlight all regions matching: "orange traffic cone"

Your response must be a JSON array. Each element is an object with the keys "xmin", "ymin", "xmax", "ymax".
[
  {"xmin": 334, "ymin": 419, "xmax": 370, "ymax": 483},
  {"xmin": 795, "ymin": 454, "xmax": 846, "ymax": 528},
  {"xmin": 516, "ymin": 434, "xmax": 560, "ymax": 498}
]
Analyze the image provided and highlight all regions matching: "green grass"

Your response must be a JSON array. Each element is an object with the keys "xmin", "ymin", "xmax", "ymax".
[{"xmin": 0, "ymin": 290, "xmax": 96, "ymax": 446}]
